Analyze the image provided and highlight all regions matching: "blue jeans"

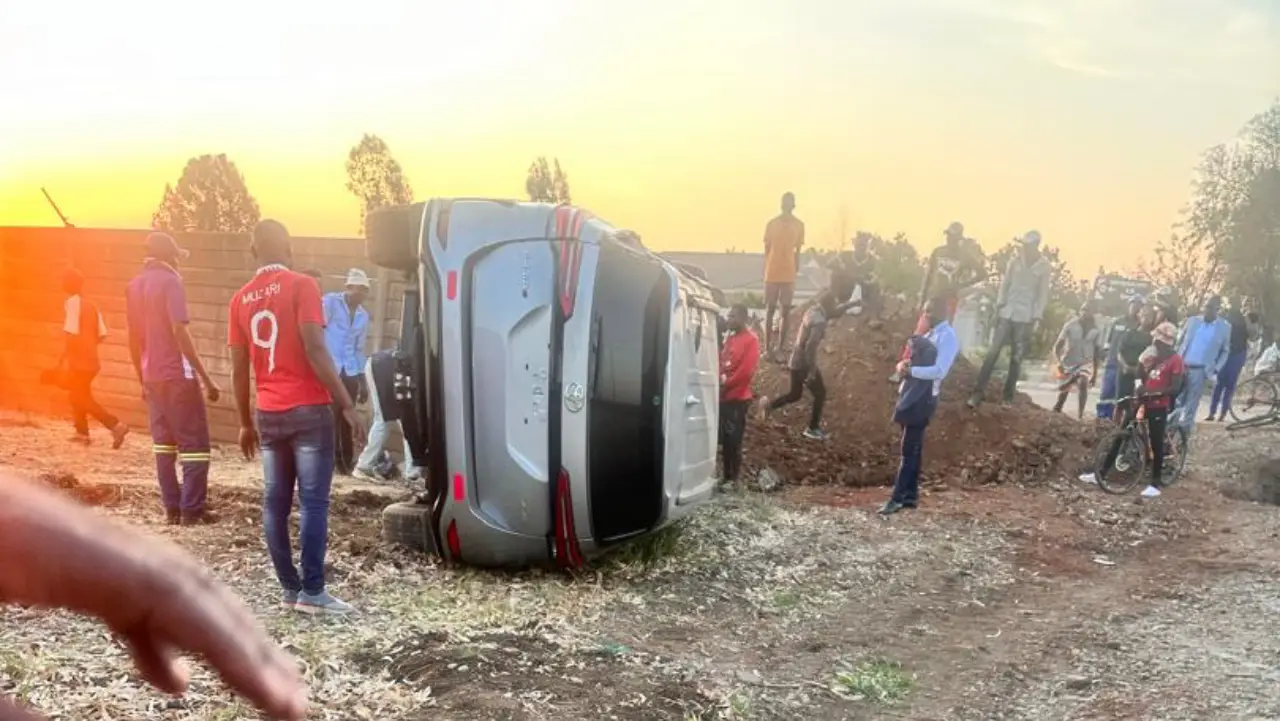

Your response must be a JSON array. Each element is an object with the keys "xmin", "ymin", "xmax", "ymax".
[
  {"xmin": 890, "ymin": 424, "xmax": 927, "ymax": 506},
  {"xmin": 1173, "ymin": 367, "xmax": 1209, "ymax": 434},
  {"xmin": 1096, "ymin": 363, "xmax": 1119, "ymax": 419},
  {"xmin": 258, "ymin": 404, "xmax": 336, "ymax": 595},
  {"xmin": 145, "ymin": 379, "xmax": 210, "ymax": 513},
  {"xmin": 1209, "ymin": 350, "xmax": 1248, "ymax": 418}
]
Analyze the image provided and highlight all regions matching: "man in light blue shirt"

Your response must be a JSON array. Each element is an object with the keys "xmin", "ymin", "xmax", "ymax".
[
  {"xmin": 322, "ymin": 268, "xmax": 372, "ymax": 474},
  {"xmin": 1174, "ymin": 295, "xmax": 1231, "ymax": 434},
  {"xmin": 882, "ymin": 297, "xmax": 959, "ymax": 516}
]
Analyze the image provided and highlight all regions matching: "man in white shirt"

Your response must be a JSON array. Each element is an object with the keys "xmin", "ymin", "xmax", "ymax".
[
  {"xmin": 61, "ymin": 269, "xmax": 129, "ymax": 448},
  {"xmin": 881, "ymin": 297, "xmax": 959, "ymax": 515}
]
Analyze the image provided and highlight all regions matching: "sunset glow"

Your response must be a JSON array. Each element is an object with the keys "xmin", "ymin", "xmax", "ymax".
[{"xmin": 2, "ymin": 0, "xmax": 1278, "ymax": 273}]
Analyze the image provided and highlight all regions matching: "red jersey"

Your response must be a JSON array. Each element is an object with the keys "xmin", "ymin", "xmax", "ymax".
[
  {"xmin": 1140, "ymin": 352, "xmax": 1184, "ymax": 411},
  {"xmin": 228, "ymin": 265, "xmax": 331, "ymax": 412},
  {"xmin": 720, "ymin": 329, "xmax": 760, "ymax": 402}
]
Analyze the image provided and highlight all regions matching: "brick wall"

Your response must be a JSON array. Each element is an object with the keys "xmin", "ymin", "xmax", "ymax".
[{"xmin": 0, "ymin": 227, "xmax": 409, "ymax": 442}]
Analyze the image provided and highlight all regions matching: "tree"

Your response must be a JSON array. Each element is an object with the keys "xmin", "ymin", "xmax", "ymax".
[
  {"xmin": 346, "ymin": 134, "xmax": 415, "ymax": 232},
  {"xmin": 1223, "ymin": 168, "xmax": 1280, "ymax": 324},
  {"xmin": 153, "ymin": 154, "xmax": 260, "ymax": 233},
  {"xmin": 526, "ymin": 157, "xmax": 572, "ymax": 203}
]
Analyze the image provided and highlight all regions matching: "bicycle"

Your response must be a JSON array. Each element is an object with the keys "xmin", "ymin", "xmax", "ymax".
[
  {"xmin": 1226, "ymin": 371, "xmax": 1280, "ymax": 430},
  {"xmin": 1091, "ymin": 395, "xmax": 1190, "ymax": 494}
]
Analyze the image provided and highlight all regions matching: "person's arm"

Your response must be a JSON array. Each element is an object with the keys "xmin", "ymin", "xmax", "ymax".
[
  {"xmin": 909, "ymin": 329, "xmax": 959, "ymax": 381},
  {"xmin": 916, "ymin": 252, "xmax": 937, "ymax": 311},
  {"xmin": 994, "ymin": 257, "xmax": 1014, "ymax": 310},
  {"xmin": 1177, "ymin": 319, "xmax": 1192, "ymax": 357},
  {"xmin": 1032, "ymin": 263, "xmax": 1051, "ymax": 324},
  {"xmin": 0, "ymin": 472, "xmax": 308, "ymax": 720},
  {"xmin": 1053, "ymin": 325, "xmax": 1068, "ymax": 363},
  {"xmin": 353, "ymin": 310, "xmax": 371, "ymax": 402},
  {"xmin": 227, "ymin": 303, "xmax": 253, "ymax": 434},
  {"xmin": 167, "ymin": 280, "xmax": 218, "ymax": 396},
  {"xmin": 125, "ymin": 290, "xmax": 146, "ymax": 390}
]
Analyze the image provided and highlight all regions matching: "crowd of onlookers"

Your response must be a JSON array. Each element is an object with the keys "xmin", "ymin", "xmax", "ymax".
[{"xmin": 721, "ymin": 193, "xmax": 1274, "ymax": 509}]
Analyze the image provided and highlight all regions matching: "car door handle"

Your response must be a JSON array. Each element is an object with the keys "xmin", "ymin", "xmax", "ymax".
[{"xmin": 685, "ymin": 395, "xmax": 701, "ymax": 407}]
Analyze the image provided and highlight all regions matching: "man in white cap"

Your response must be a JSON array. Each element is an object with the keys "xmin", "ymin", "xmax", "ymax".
[
  {"xmin": 967, "ymin": 230, "xmax": 1052, "ymax": 407},
  {"xmin": 322, "ymin": 269, "xmax": 372, "ymax": 475}
]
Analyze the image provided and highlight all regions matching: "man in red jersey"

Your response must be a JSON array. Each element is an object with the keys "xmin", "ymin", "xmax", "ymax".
[{"xmin": 227, "ymin": 220, "xmax": 364, "ymax": 615}]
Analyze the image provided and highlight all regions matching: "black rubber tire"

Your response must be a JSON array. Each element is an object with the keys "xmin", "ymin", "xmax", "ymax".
[
  {"xmin": 366, "ymin": 202, "xmax": 425, "ymax": 273},
  {"xmin": 1095, "ymin": 429, "xmax": 1146, "ymax": 495},
  {"xmin": 1227, "ymin": 376, "xmax": 1279, "ymax": 425},
  {"xmin": 381, "ymin": 501, "xmax": 436, "ymax": 554},
  {"xmin": 1160, "ymin": 425, "xmax": 1190, "ymax": 486}
]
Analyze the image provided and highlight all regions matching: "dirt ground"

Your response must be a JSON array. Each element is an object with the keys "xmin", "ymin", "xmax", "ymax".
[{"xmin": 3, "ymin": 408, "xmax": 1280, "ymax": 720}]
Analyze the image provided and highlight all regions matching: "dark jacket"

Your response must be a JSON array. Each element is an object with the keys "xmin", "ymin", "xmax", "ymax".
[{"xmin": 894, "ymin": 335, "xmax": 939, "ymax": 427}]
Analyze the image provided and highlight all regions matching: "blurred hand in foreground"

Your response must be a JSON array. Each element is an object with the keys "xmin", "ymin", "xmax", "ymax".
[{"xmin": 0, "ymin": 472, "xmax": 307, "ymax": 721}]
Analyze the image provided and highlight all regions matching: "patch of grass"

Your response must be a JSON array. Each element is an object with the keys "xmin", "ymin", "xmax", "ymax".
[
  {"xmin": 726, "ymin": 688, "xmax": 754, "ymax": 718},
  {"xmin": 600, "ymin": 522, "xmax": 687, "ymax": 568},
  {"xmin": 771, "ymin": 590, "xmax": 802, "ymax": 610},
  {"xmin": 831, "ymin": 660, "xmax": 914, "ymax": 704}
]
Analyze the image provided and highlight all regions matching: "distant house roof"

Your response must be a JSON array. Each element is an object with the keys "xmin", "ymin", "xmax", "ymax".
[{"xmin": 660, "ymin": 251, "xmax": 825, "ymax": 295}]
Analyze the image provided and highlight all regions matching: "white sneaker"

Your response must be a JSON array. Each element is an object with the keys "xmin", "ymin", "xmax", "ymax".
[
  {"xmin": 1078, "ymin": 472, "xmax": 1098, "ymax": 485},
  {"xmin": 352, "ymin": 467, "xmax": 381, "ymax": 483},
  {"xmin": 1140, "ymin": 485, "xmax": 1162, "ymax": 499}
]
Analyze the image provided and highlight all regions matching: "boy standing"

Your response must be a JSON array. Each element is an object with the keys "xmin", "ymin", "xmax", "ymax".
[
  {"xmin": 761, "ymin": 192, "xmax": 805, "ymax": 359},
  {"xmin": 718, "ymin": 304, "xmax": 760, "ymax": 482},
  {"xmin": 228, "ymin": 220, "xmax": 362, "ymax": 614},
  {"xmin": 61, "ymin": 268, "xmax": 129, "ymax": 448}
]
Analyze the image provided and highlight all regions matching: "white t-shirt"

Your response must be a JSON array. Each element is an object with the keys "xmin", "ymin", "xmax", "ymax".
[{"xmin": 63, "ymin": 294, "xmax": 108, "ymax": 338}]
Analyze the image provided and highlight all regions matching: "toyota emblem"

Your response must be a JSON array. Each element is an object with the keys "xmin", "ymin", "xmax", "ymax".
[{"xmin": 564, "ymin": 383, "xmax": 586, "ymax": 412}]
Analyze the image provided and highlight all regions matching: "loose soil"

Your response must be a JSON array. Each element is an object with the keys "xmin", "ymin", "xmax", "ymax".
[
  {"xmin": 2, "ymin": 399, "xmax": 1280, "ymax": 718},
  {"xmin": 745, "ymin": 312, "xmax": 1097, "ymax": 488}
]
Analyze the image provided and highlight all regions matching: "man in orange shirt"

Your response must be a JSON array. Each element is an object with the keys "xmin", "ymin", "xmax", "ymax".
[{"xmin": 762, "ymin": 192, "xmax": 805, "ymax": 359}]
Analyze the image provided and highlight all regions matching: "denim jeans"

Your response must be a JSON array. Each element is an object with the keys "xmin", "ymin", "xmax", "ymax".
[
  {"xmin": 1209, "ymin": 350, "xmax": 1248, "ymax": 418},
  {"xmin": 145, "ymin": 378, "xmax": 210, "ymax": 513},
  {"xmin": 1096, "ymin": 363, "xmax": 1119, "ymax": 419},
  {"xmin": 1173, "ymin": 367, "xmax": 1209, "ymax": 434},
  {"xmin": 257, "ymin": 404, "xmax": 336, "ymax": 595},
  {"xmin": 890, "ymin": 424, "xmax": 928, "ymax": 506}
]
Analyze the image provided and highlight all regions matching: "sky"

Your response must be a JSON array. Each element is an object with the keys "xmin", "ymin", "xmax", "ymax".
[{"xmin": 2, "ymin": 0, "xmax": 1278, "ymax": 275}]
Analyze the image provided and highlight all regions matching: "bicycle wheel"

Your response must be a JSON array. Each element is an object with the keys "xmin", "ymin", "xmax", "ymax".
[
  {"xmin": 1094, "ymin": 428, "xmax": 1146, "ymax": 495},
  {"xmin": 1228, "ymin": 376, "xmax": 1279, "ymax": 425},
  {"xmin": 1160, "ymin": 425, "xmax": 1189, "ymax": 486}
]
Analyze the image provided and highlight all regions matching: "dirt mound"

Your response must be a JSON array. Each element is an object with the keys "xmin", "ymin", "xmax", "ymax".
[
  {"xmin": 744, "ymin": 313, "xmax": 1095, "ymax": 487},
  {"xmin": 1221, "ymin": 457, "xmax": 1280, "ymax": 506}
]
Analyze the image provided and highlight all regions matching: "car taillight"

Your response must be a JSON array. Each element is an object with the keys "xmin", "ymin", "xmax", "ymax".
[
  {"xmin": 446, "ymin": 520, "xmax": 461, "ymax": 559},
  {"xmin": 552, "ymin": 467, "xmax": 585, "ymax": 569},
  {"xmin": 447, "ymin": 270, "xmax": 458, "ymax": 301},
  {"xmin": 553, "ymin": 206, "xmax": 587, "ymax": 320},
  {"xmin": 452, "ymin": 472, "xmax": 465, "ymax": 502}
]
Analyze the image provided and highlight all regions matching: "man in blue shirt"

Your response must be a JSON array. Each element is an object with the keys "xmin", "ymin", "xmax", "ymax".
[
  {"xmin": 1174, "ymin": 295, "xmax": 1231, "ymax": 434},
  {"xmin": 322, "ymin": 268, "xmax": 371, "ymax": 475},
  {"xmin": 881, "ymin": 297, "xmax": 959, "ymax": 516},
  {"xmin": 125, "ymin": 233, "xmax": 221, "ymax": 525}
]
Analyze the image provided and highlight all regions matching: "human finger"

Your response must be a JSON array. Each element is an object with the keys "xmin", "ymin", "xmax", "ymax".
[
  {"xmin": 0, "ymin": 697, "xmax": 44, "ymax": 721},
  {"xmin": 144, "ymin": 570, "xmax": 307, "ymax": 720},
  {"xmin": 124, "ymin": 629, "xmax": 189, "ymax": 696}
]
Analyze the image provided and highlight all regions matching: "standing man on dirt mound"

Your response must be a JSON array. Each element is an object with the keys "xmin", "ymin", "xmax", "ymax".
[
  {"xmin": 228, "ymin": 220, "xmax": 361, "ymax": 615},
  {"xmin": 719, "ymin": 304, "xmax": 760, "ymax": 483},
  {"xmin": 125, "ymin": 232, "xmax": 221, "ymax": 526},
  {"xmin": 881, "ymin": 296, "xmax": 959, "ymax": 515},
  {"xmin": 967, "ymin": 230, "xmax": 1051, "ymax": 408},
  {"xmin": 827, "ymin": 233, "xmax": 878, "ymax": 315},
  {"xmin": 761, "ymin": 192, "xmax": 805, "ymax": 361},
  {"xmin": 1173, "ymin": 295, "xmax": 1231, "ymax": 436},
  {"xmin": 890, "ymin": 221, "xmax": 984, "ymax": 383}
]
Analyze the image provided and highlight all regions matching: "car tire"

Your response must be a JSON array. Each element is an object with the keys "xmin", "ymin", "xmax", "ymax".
[
  {"xmin": 381, "ymin": 501, "xmax": 435, "ymax": 553},
  {"xmin": 366, "ymin": 202, "xmax": 425, "ymax": 273}
]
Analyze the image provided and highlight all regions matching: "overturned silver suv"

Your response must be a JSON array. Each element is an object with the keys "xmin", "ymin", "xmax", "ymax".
[{"xmin": 366, "ymin": 199, "xmax": 722, "ymax": 569}]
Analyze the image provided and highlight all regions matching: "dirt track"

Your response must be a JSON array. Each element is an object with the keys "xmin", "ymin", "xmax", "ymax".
[{"xmin": 3, "ymin": 407, "xmax": 1280, "ymax": 719}]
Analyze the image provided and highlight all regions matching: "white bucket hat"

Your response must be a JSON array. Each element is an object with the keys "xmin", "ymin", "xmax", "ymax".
[{"xmin": 345, "ymin": 268, "xmax": 371, "ymax": 288}]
